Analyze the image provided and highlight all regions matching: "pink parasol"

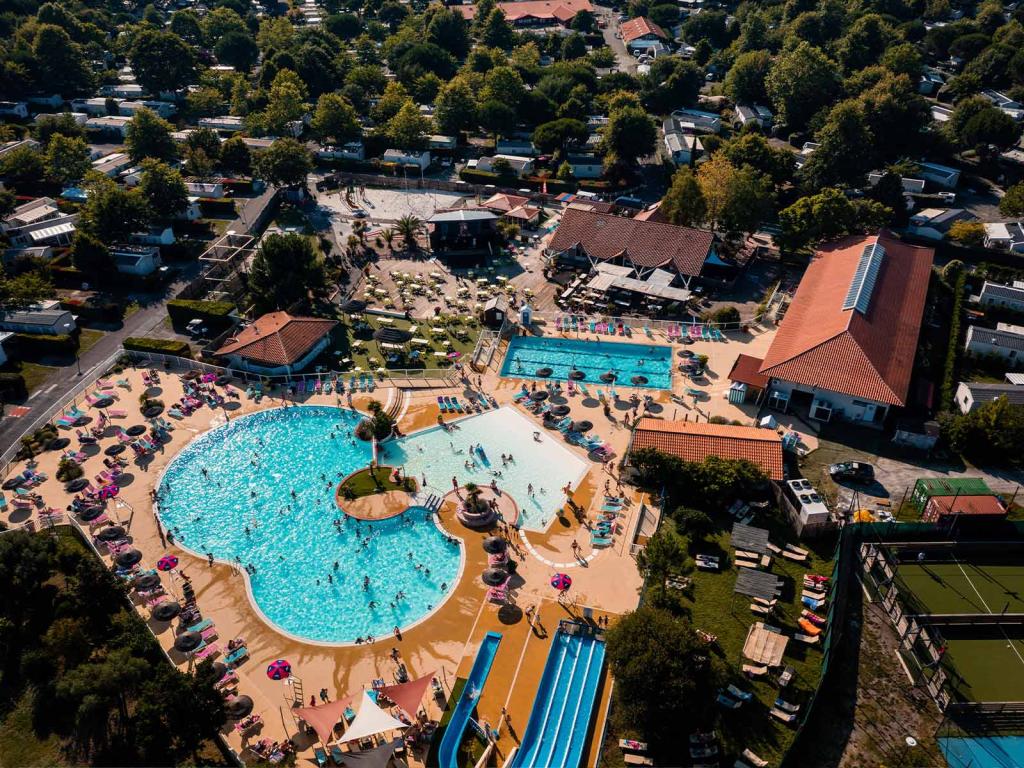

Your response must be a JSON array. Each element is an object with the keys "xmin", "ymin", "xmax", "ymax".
[
  {"xmin": 266, "ymin": 659, "xmax": 292, "ymax": 680},
  {"xmin": 550, "ymin": 573, "xmax": 572, "ymax": 591},
  {"xmin": 157, "ymin": 555, "xmax": 179, "ymax": 571}
]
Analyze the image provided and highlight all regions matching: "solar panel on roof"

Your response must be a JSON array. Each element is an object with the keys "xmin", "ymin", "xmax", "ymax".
[{"xmin": 842, "ymin": 242, "xmax": 885, "ymax": 314}]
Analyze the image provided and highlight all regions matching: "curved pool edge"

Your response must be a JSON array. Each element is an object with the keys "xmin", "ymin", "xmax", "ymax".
[{"xmin": 154, "ymin": 404, "xmax": 469, "ymax": 649}]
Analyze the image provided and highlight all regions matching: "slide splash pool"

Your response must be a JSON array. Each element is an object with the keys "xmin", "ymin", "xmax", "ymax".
[
  {"xmin": 511, "ymin": 626, "xmax": 606, "ymax": 768},
  {"xmin": 437, "ymin": 632, "xmax": 502, "ymax": 768}
]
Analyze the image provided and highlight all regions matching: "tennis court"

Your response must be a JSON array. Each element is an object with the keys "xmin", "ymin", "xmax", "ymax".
[
  {"xmin": 942, "ymin": 633, "xmax": 1024, "ymax": 702},
  {"xmin": 895, "ymin": 561, "xmax": 1024, "ymax": 615}
]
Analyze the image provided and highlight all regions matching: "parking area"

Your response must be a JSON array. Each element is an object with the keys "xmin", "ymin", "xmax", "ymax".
[{"xmin": 317, "ymin": 186, "xmax": 471, "ymax": 224}]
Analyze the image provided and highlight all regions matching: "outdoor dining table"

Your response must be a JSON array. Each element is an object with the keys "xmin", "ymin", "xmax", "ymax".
[
  {"xmin": 378, "ymin": 317, "xmax": 394, "ymax": 325},
  {"xmin": 411, "ymin": 338, "xmax": 429, "ymax": 346},
  {"xmin": 433, "ymin": 351, "xmax": 448, "ymax": 358}
]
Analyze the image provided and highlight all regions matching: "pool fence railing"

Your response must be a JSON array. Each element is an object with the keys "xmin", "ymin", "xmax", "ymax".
[{"xmin": 528, "ymin": 310, "xmax": 764, "ymax": 336}]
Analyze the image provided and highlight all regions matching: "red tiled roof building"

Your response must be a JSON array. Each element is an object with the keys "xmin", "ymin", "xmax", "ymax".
[
  {"xmin": 758, "ymin": 232, "xmax": 933, "ymax": 425},
  {"xmin": 215, "ymin": 312, "xmax": 337, "ymax": 375},
  {"xmin": 629, "ymin": 419, "xmax": 785, "ymax": 480}
]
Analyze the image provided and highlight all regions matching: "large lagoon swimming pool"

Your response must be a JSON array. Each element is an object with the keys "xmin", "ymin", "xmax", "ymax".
[
  {"xmin": 157, "ymin": 406, "xmax": 462, "ymax": 644},
  {"xmin": 379, "ymin": 407, "xmax": 590, "ymax": 532},
  {"xmin": 500, "ymin": 336, "xmax": 672, "ymax": 390}
]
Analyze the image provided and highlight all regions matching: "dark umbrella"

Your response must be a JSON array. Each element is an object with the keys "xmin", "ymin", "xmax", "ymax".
[
  {"xmin": 97, "ymin": 525, "xmax": 126, "ymax": 541},
  {"xmin": 341, "ymin": 299, "xmax": 368, "ymax": 313},
  {"xmin": 46, "ymin": 437, "xmax": 71, "ymax": 451},
  {"xmin": 373, "ymin": 327, "xmax": 413, "ymax": 344},
  {"xmin": 569, "ymin": 369, "xmax": 585, "ymax": 380},
  {"xmin": 224, "ymin": 695, "xmax": 254, "ymax": 719},
  {"xmin": 215, "ymin": 375, "xmax": 231, "ymax": 387},
  {"xmin": 600, "ymin": 371, "xmax": 617, "ymax": 382},
  {"xmin": 571, "ymin": 420, "xmax": 593, "ymax": 433},
  {"xmin": 152, "ymin": 601, "xmax": 181, "ymax": 621},
  {"xmin": 65, "ymin": 478, "xmax": 90, "ymax": 493},
  {"xmin": 174, "ymin": 631, "xmax": 203, "ymax": 653},
  {"xmin": 135, "ymin": 572, "xmax": 160, "ymax": 590},
  {"xmin": 105, "ymin": 444, "xmax": 126, "ymax": 456},
  {"xmin": 530, "ymin": 391, "xmax": 548, "ymax": 402},
  {"xmin": 482, "ymin": 536, "xmax": 507, "ymax": 554},
  {"xmin": 679, "ymin": 349, "xmax": 694, "ymax": 358},
  {"xmin": 142, "ymin": 405, "xmax": 163, "ymax": 418},
  {"xmin": 183, "ymin": 370, "xmax": 201, "ymax": 381},
  {"xmin": 481, "ymin": 568, "xmax": 508, "ymax": 586},
  {"xmin": 78, "ymin": 505, "xmax": 105, "ymax": 521},
  {"xmin": 93, "ymin": 397, "xmax": 114, "ymax": 409},
  {"xmin": 631, "ymin": 375, "xmax": 649, "ymax": 386},
  {"xmin": 2, "ymin": 478, "xmax": 24, "ymax": 490},
  {"xmin": 535, "ymin": 367, "xmax": 553, "ymax": 377},
  {"xmin": 551, "ymin": 405, "xmax": 571, "ymax": 417},
  {"xmin": 210, "ymin": 661, "xmax": 228, "ymax": 679},
  {"xmin": 115, "ymin": 548, "xmax": 143, "ymax": 568},
  {"xmin": 126, "ymin": 425, "xmax": 147, "ymax": 437}
]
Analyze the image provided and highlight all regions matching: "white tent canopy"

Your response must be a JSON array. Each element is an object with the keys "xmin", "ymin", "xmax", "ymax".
[{"xmin": 338, "ymin": 691, "xmax": 409, "ymax": 744}]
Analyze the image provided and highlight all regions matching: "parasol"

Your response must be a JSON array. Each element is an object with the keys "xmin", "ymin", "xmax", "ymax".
[
  {"xmin": 96, "ymin": 525, "xmax": 126, "ymax": 541},
  {"xmin": 535, "ymin": 367, "xmax": 553, "ymax": 377},
  {"xmin": 481, "ymin": 568, "xmax": 508, "ymax": 586},
  {"xmin": 135, "ymin": 572, "xmax": 160, "ymax": 590},
  {"xmin": 115, "ymin": 548, "xmax": 143, "ymax": 568},
  {"xmin": 224, "ymin": 695, "xmax": 254, "ymax": 719},
  {"xmin": 174, "ymin": 631, "xmax": 203, "ymax": 653},
  {"xmin": 482, "ymin": 536, "xmax": 507, "ymax": 554},
  {"xmin": 550, "ymin": 573, "xmax": 572, "ymax": 591},
  {"xmin": 569, "ymin": 369, "xmax": 585, "ymax": 380},
  {"xmin": 157, "ymin": 554, "xmax": 179, "ymax": 571},
  {"xmin": 266, "ymin": 659, "xmax": 292, "ymax": 680},
  {"xmin": 631, "ymin": 375, "xmax": 649, "ymax": 386},
  {"xmin": 600, "ymin": 371, "xmax": 617, "ymax": 382},
  {"xmin": 570, "ymin": 420, "xmax": 593, "ymax": 433},
  {"xmin": 530, "ymin": 391, "xmax": 548, "ymax": 402},
  {"xmin": 152, "ymin": 601, "xmax": 181, "ymax": 621}
]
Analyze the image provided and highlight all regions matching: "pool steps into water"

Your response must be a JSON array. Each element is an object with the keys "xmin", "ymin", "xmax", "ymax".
[
  {"xmin": 511, "ymin": 626, "xmax": 607, "ymax": 768},
  {"xmin": 437, "ymin": 632, "xmax": 503, "ymax": 768}
]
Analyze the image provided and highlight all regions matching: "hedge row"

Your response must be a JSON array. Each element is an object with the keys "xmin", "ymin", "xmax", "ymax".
[
  {"xmin": 14, "ymin": 333, "xmax": 75, "ymax": 357},
  {"xmin": 167, "ymin": 299, "xmax": 236, "ymax": 325},
  {"xmin": 123, "ymin": 337, "xmax": 192, "ymax": 358},
  {"xmin": 939, "ymin": 270, "xmax": 967, "ymax": 411},
  {"xmin": 0, "ymin": 373, "xmax": 27, "ymax": 400},
  {"xmin": 198, "ymin": 199, "xmax": 237, "ymax": 217},
  {"xmin": 458, "ymin": 168, "xmax": 507, "ymax": 185}
]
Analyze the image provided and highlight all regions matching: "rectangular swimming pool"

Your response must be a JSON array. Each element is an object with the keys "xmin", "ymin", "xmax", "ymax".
[{"xmin": 501, "ymin": 335, "xmax": 672, "ymax": 390}]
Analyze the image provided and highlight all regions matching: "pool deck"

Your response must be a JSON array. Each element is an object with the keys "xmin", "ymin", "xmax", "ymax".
[{"xmin": 1, "ymin": 320, "xmax": 792, "ymax": 766}]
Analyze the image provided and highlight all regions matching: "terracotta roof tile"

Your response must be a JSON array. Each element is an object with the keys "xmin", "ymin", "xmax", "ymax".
[
  {"xmin": 453, "ymin": 0, "xmax": 592, "ymax": 21},
  {"xmin": 482, "ymin": 193, "xmax": 530, "ymax": 212},
  {"xmin": 215, "ymin": 312, "xmax": 337, "ymax": 367},
  {"xmin": 630, "ymin": 418, "xmax": 784, "ymax": 480},
  {"xmin": 925, "ymin": 494, "xmax": 1006, "ymax": 518},
  {"xmin": 759, "ymin": 232, "xmax": 933, "ymax": 406},
  {"xmin": 619, "ymin": 16, "xmax": 668, "ymax": 43},
  {"xmin": 728, "ymin": 354, "xmax": 770, "ymax": 390},
  {"xmin": 548, "ymin": 208, "xmax": 714, "ymax": 277}
]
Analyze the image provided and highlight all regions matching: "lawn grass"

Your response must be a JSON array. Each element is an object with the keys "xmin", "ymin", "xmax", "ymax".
[
  {"xmin": 677, "ymin": 519, "xmax": 836, "ymax": 765},
  {"xmin": 17, "ymin": 361, "xmax": 55, "ymax": 394},
  {"xmin": 77, "ymin": 328, "xmax": 105, "ymax": 355},
  {"xmin": 339, "ymin": 466, "xmax": 417, "ymax": 497},
  {"xmin": 310, "ymin": 313, "xmax": 480, "ymax": 374},
  {"xmin": 0, "ymin": 691, "xmax": 67, "ymax": 767}
]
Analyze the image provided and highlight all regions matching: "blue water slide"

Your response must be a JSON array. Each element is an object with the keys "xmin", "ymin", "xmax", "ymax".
[
  {"xmin": 437, "ymin": 631, "xmax": 503, "ymax": 768},
  {"xmin": 511, "ymin": 629, "xmax": 607, "ymax": 768}
]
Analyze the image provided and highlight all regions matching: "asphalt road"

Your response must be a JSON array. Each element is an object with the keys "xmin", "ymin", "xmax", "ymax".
[{"xmin": 601, "ymin": 12, "xmax": 637, "ymax": 73}]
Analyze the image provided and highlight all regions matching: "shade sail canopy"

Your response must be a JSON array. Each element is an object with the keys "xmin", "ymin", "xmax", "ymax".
[
  {"xmin": 337, "ymin": 691, "xmax": 409, "ymax": 744},
  {"xmin": 373, "ymin": 327, "xmax": 413, "ymax": 344},
  {"xmin": 742, "ymin": 622, "xmax": 789, "ymax": 667},
  {"xmin": 377, "ymin": 671, "xmax": 435, "ymax": 719},
  {"xmin": 296, "ymin": 695, "xmax": 355, "ymax": 745}
]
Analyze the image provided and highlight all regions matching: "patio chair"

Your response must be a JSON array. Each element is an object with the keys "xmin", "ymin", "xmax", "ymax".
[
  {"xmin": 769, "ymin": 707, "xmax": 797, "ymax": 725},
  {"xmin": 741, "ymin": 749, "xmax": 769, "ymax": 767}
]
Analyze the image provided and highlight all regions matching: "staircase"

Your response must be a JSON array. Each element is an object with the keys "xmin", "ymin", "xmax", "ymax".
[{"xmin": 289, "ymin": 676, "xmax": 305, "ymax": 707}]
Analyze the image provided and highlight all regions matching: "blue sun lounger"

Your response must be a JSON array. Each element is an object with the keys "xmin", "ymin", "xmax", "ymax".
[
  {"xmin": 313, "ymin": 746, "xmax": 328, "ymax": 767},
  {"xmin": 437, "ymin": 396, "xmax": 448, "ymax": 412},
  {"xmin": 591, "ymin": 536, "xmax": 612, "ymax": 548}
]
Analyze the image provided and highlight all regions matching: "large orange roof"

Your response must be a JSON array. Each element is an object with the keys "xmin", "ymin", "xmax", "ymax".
[
  {"xmin": 453, "ymin": 0, "xmax": 593, "ymax": 21},
  {"xmin": 759, "ymin": 232, "xmax": 933, "ymax": 406},
  {"xmin": 216, "ymin": 312, "xmax": 337, "ymax": 367},
  {"xmin": 630, "ymin": 419, "xmax": 784, "ymax": 480},
  {"xmin": 619, "ymin": 16, "xmax": 668, "ymax": 43}
]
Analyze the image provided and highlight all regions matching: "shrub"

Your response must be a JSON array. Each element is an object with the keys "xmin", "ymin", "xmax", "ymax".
[
  {"xmin": 56, "ymin": 457, "xmax": 83, "ymax": 482},
  {"xmin": 939, "ymin": 270, "xmax": 966, "ymax": 410},
  {"xmin": 0, "ymin": 372, "xmax": 27, "ymax": 400},
  {"xmin": 14, "ymin": 333, "xmax": 75, "ymax": 358},
  {"xmin": 123, "ymin": 337, "xmax": 193, "ymax": 358},
  {"xmin": 458, "ymin": 168, "xmax": 504, "ymax": 184},
  {"xmin": 355, "ymin": 419, "xmax": 374, "ymax": 441},
  {"xmin": 166, "ymin": 299, "xmax": 235, "ymax": 326},
  {"xmin": 705, "ymin": 305, "xmax": 740, "ymax": 325}
]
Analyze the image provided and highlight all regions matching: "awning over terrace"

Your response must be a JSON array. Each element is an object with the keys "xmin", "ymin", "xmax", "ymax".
[{"xmin": 742, "ymin": 622, "xmax": 789, "ymax": 667}]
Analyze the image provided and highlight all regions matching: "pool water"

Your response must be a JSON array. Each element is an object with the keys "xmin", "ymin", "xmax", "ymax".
[
  {"xmin": 501, "ymin": 336, "xmax": 672, "ymax": 390},
  {"xmin": 157, "ymin": 406, "xmax": 462, "ymax": 644},
  {"xmin": 378, "ymin": 407, "xmax": 590, "ymax": 532}
]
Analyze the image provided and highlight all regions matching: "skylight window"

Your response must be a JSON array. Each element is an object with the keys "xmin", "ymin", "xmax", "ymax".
[{"xmin": 842, "ymin": 242, "xmax": 885, "ymax": 314}]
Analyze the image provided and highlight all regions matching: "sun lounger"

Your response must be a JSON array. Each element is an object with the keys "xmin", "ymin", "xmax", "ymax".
[
  {"xmin": 781, "ymin": 549, "xmax": 808, "ymax": 562},
  {"xmin": 726, "ymin": 684, "xmax": 752, "ymax": 701},
  {"xmin": 735, "ymin": 558, "xmax": 760, "ymax": 570},
  {"xmin": 330, "ymin": 744, "xmax": 346, "ymax": 764},
  {"xmin": 797, "ymin": 619, "xmax": 822, "ymax": 636},
  {"xmin": 801, "ymin": 608, "xmax": 826, "ymax": 625},
  {"xmin": 194, "ymin": 643, "xmax": 220, "ymax": 660},
  {"xmin": 742, "ymin": 664, "xmax": 768, "ymax": 677},
  {"xmin": 486, "ymin": 587, "xmax": 508, "ymax": 603},
  {"xmin": 750, "ymin": 603, "xmax": 773, "ymax": 616},
  {"xmin": 716, "ymin": 693, "xmax": 742, "ymax": 710},
  {"xmin": 793, "ymin": 632, "xmax": 819, "ymax": 645},
  {"xmin": 314, "ymin": 747, "xmax": 328, "ymax": 768},
  {"xmin": 786, "ymin": 544, "xmax": 810, "ymax": 557},
  {"xmin": 769, "ymin": 707, "xmax": 797, "ymax": 725},
  {"xmin": 775, "ymin": 698, "xmax": 800, "ymax": 714},
  {"xmin": 742, "ymin": 749, "xmax": 769, "ymax": 767},
  {"xmin": 591, "ymin": 536, "xmax": 612, "ymax": 548},
  {"xmin": 802, "ymin": 596, "xmax": 826, "ymax": 610},
  {"xmin": 187, "ymin": 619, "xmax": 213, "ymax": 633},
  {"xmin": 224, "ymin": 645, "xmax": 249, "ymax": 666},
  {"xmin": 107, "ymin": 409, "xmax": 127, "ymax": 418}
]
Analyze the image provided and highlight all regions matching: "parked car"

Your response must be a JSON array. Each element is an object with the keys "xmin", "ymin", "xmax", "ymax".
[{"xmin": 828, "ymin": 461, "xmax": 874, "ymax": 482}]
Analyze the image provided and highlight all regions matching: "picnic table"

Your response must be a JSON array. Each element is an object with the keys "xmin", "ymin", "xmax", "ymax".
[{"xmin": 378, "ymin": 317, "xmax": 394, "ymax": 325}]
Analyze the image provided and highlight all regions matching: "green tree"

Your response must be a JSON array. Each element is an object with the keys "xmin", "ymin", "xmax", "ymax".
[
  {"xmin": 248, "ymin": 233, "xmax": 326, "ymax": 313},
  {"xmin": 642, "ymin": 57, "xmax": 702, "ymax": 115},
  {"xmin": 961, "ymin": 107, "xmax": 1020, "ymax": 156},
  {"xmin": 220, "ymin": 136, "xmax": 252, "ymax": 174},
  {"xmin": 395, "ymin": 214, "xmax": 423, "ymax": 251},
  {"xmin": 125, "ymin": 108, "xmax": 176, "ymax": 163},
  {"xmin": 311, "ymin": 92, "xmax": 361, "ymax": 144},
  {"xmin": 1000, "ymin": 182, "xmax": 1024, "ymax": 217},
  {"xmin": 867, "ymin": 171, "xmax": 910, "ymax": 226},
  {"xmin": 479, "ymin": 8, "xmax": 515, "ymax": 50},
  {"xmin": 186, "ymin": 87, "xmax": 224, "ymax": 118},
  {"xmin": 948, "ymin": 219, "xmax": 985, "ymax": 247},
  {"xmin": 35, "ymin": 112, "xmax": 85, "ymax": 145},
  {"xmin": 606, "ymin": 606, "xmax": 721, "ymax": 758},
  {"xmin": 481, "ymin": 66, "xmax": 527, "ymax": 108},
  {"xmin": 720, "ymin": 132, "xmax": 794, "ymax": 186},
  {"xmin": 215, "ymin": 28, "xmax": 258, "ymax": 71},
  {"xmin": 387, "ymin": 101, "xmax": 431, "ymax": 149},
  {"xmin": 129, "ymin": 28, "xmax": 197, "ymax": 94},
  {"xmin": 660, "ymin": 167, "xmax": 707, "ymax": 227},
  {"xmin": 561, "ymin": 33, "xmax": 587, "ymax": 60},
  {"xmin": 264, "ymin": 69, "xmax": 309, "ymax": 134},
  {"xmin": 798, "ymin": 100, "xmax": 875, "ymax": 191},
  {"xmin": 532, "ymin": 118, "xmax": 588, "ymax": 156},
  {"xmin": 940, "ymin": 397, "xmax": 1024, "ymax": 466},
  {"xmin": 778, "ymin": 187, "xmax": 890, "ymax": 252},
  {"xmin": 69, "ymin": 230, "xmax": 115, "ymax": 274},
  {"xmin": 170, "ymin": 10, "xmax": 204, "ymax": 44},
  {"xmin": 697, "ymin": 154, "xmax": 773, "ymax": 237},
  {"xmin": 32, "ymin": 25, "xmax": 94, "ymax": 95},
  {"xmin": 371, "ymin": 82, "xmax": 412, "ymax": 125},
  {"xmin": 836, "ymin": 14, "xmax": 896, "ymax": 73},
  {"xmin": 0, "ymin": 144, "xmax": 45, "ymax": 185},
  {"xmin": 881, "ymin": 42, "xmax": 923, "ymax": 79},
  {"xmin": 605, "ymin": 106, "xmax": 656, "ymax": 164},
  {"xmin": 44, "ymin": 134, "xmax": 90, "ymax": 186},
  {"xmin": 0, "ymin": 270, "xmax": 55, "ymax": 309},
  {"xmin": 80, "ymin": 176, "xmax": 152, "ymax": 243},
  {"xmin": 426, "ymin": 7, "xmax": 471, "ymax": 59},
  {"xmin": 571, "ymin": 9, "xmax": 596, "ymax": 32},
  {"xmin": 636, "ymin": 526, "xmax": 689, "ymax": 597},
  {"xmin": 138, "ymin": 160, "xmax": 188, "ymax": 219},
  {"xmin": 478, "ymin": 100, "xmax": 517, "ymax": 140},
  {"xmin": 434, "ymin": 77, "xmax": 477, "ymax": 136},
  {"xmin": 254, "ymin": 138, "xmax": 313, "ymax": 186},
  {"xmin": 724, "ymin": 50, "xmax": 773, "ymax": 105},
  {"xmin": 766, "ymin": 42, "xmax": 840, "ymax": 129},
  {"xmin": 675, "ymin": 506, "xmax": 714, "ymax": 540}
]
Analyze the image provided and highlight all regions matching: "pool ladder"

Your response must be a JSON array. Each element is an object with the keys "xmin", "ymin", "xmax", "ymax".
[{"xmin": 424, "ymin": 494, "xmax": 443, "ymax": 514}]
